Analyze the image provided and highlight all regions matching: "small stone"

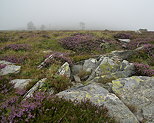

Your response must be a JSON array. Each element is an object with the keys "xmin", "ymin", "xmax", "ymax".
[{"xmin": 73, "ymin": 75, "xmax": 81, "ymax": 82}]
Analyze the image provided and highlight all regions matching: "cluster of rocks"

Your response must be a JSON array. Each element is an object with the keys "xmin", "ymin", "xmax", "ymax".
[
  {"xmin": 55, "ymin": 50, "xmax": 154, "ymax": 123},
  {"xmin": 1, "ymin": 49, "xmax": 153, "ymax": 123}
]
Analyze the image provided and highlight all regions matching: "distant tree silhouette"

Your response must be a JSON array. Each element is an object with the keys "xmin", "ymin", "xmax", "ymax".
[
  {"xmin": 80, "ymin": 22, "xmax": 85, "ymax": 30},
  {"xmin": 27, "ymin": 21, "xmax": 35, "ymax": 30}
]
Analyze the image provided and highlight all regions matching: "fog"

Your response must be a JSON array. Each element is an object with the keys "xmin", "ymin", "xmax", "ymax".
[{"xmin": 0, "ymin": 0, "xmax": 154, "ymax": 30}]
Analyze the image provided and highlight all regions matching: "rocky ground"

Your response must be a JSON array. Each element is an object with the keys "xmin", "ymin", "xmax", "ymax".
[{"xmin": 0, "ymin": 31, "xmax": 154, "ymax": 122}]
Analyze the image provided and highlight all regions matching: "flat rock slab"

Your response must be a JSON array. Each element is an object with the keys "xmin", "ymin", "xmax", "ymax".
[
  {"xmin": 57, "ymin": 83, "xmax": 138, "ymax": 123},
  {"xmin": 10, "ymin": 79, "xmax": 32, "ymax": 89},
  {"xmin": 112, "ymin": 76, "xmax": 154, "ymax": 122},
  {"xmin": 0, "ymin": 64, "xmax": 21, "ymax": 76}
]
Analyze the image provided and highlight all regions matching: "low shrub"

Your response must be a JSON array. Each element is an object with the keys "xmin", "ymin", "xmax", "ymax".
[
  {"xmin": 0, "ymin": 76, "xmax": 14, "ymax": 101},
  {"xmin": 44, "ymin": 52, "xmax": 72, "ymax": 67},
  {"xmin": 143, "ymin": 44, "xmax": 154, "ymax": 57},
  {"xmin": 46, "ymin": 74, "xmax": 72, "ymax": 93},
  {"xmin": 0, "ymin": 92, "xmax": 114, "ymax": 123},
  {"xmin": 134, "ymin": 63, "xmax": 154, "ymax": 76},
  {"xmin": 0, "ymin": 64, "xmax": 6, "ymax": 69},
  {"xmin": 0, "ymin": 55, "xmax": 28, "ymax": 64},
  {"xmin": 114, "ymin": 33, "xmax": 132, "ymax": 39},
  {"xmin": 0, "ymin": 37, "xmax": 9, "ymax": 43},
  {"xmin": 126, "ymin": 37, "xmax": 154, "ymax": 50},
  {"xmin": 3, "ymin": 44, "xmax": 31, "ymax": 51},
  {"xmin": 59, "ymin": 34, "xmax": 104, "ymax": 53}
]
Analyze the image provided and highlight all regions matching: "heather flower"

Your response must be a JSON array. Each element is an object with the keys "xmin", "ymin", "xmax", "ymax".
[
  {"xmin": 44, "ymin": 52, "xmax": 72, "ymax": 65},
  {"xmin": 126, "ymin": 37, "xmax": 154, "ymax": 50},
  {"xmin": 4, "ymin": 44, "xmax": 31, "ymax": 51},
  {"xmin": 15, "ymin": 88, "xmax": 26, "ymax": 96},
  {"xmin": 143, "ymin": 44, "xmax": 154, "ymax": 56},
  {"xmin": 59, "ymin": 34, "xmax": 104, "ymax": 53},
  {"xmin": 134, "ymin": 63, "xmax": 154, "ymax": 76},
  {"xmin": 1, "ymin": 96, "xmax": 19, "ymax": 109},
  {"xmin": 0, "ymin": 55, "xmax": 28, "ymax": 64},
  {"xmin": 0, "ymin": 77, "xmax": 13, "ymax": 94},
  {"xmin": 1, "ymin": 92, "xmax": 48, "ymax": 123},
  {"xmin": 0, "ymin": 64, "xmax": 6, "ymax": 69},
  {"xmin": 114, "ymin": 33, "xmax": 132, "ymax": 39},
  {"xmin": 33, "ymin": 91, "xmax": 46, "ymax": 102}
]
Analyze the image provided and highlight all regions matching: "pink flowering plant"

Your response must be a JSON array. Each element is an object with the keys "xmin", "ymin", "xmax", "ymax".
[
  {"xmin": 134, "ymin": 63, "xmax": 154, "ymax": 76},
  {"xmin": 59, "ymin": 34, "xmax": 105, "ymax": 53},
  {"xmin": 3, "ymin": 44, "xmax": 31, "ymax": 51}
]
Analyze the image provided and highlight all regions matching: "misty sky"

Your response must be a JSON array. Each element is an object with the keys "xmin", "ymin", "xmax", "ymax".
[{"xmin": 0, "ymin": 0, "xmax": 154, "ymax": 30}]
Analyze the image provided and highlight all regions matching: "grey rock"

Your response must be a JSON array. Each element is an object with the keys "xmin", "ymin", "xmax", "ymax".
[
  {"xmin": 118, "ymin": 39, "xmax": 131, "ymax": 43},
  {"xmin": 57, "ymin": 62, "xmax": 71, "ymax": 78},
  {"xmin": 0, "ymin": 64, "xmax": 21, "ymax": 76},
  {"xmin": 110, "ymin": 50, "xmax": 134, "ymax": 60},
  {"xmin": 0, "ymin": 60, "xmax": 14, "ymax": 65},
  {"xmin": 71, "ymin": 64, "xmax": 83, "ymax": 75},
  {"xmin": 112, "ymin": 76, "xmax": 154, "ymax": 122},
  {"xmin": 57, "ymin": 83, "xmax": 138, "ymax": 123},
  {"xmin": 73, "ymin": 75, "xmax": 81, "ymax": 82},
  {"xmin": 83, "ymin": 58, "xmax": 98, "ymax": 72},
  {"xmin": 23, "ymin": 78, "xmax": 47, "ymax": 99},
  {"xmin": 10, "ymin": 79, "xmax": 32, "ymax": 89},
  {"xmin": 88, "ymin": 56, "xmax": 134, "ymax": 81}
]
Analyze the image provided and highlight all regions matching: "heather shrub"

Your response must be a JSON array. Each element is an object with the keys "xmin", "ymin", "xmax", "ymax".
[
  {"xmin": 44, "ymin": 52, "xmax": 72, "ymax": 67},
  {"xmin": 0, "ymin": 93, "xmax": 114, "ymax": 123},
  {"xmin": 0, "ymin": 64, "xmax": 6, "ymax": 69},
  {"xmin": 114, "ymin": 33, "xmax": 132, "ymax": 39},
  {"xmin": 0, "ymin": 76, "xmax": 14, "ymax": 101},
  {"xmin": 134, "ymin": 63, "xmax": 154, "ymax": 76},
  {"xmin": 126, "ymin": 37, "xmax": 154, "ymax": 50},
  {"xmin": 0, "ymin": 92, "xmax": 46, "ymax": 123},
  {"xmin": 33, "ymin": 97, "xmax": 114, "ymax": 123},
  {"xmin": 0, "ymin": 37, "xmax": 9, "ymax": 43},
  {"xmin": 3, "ymin": 44, "xmax": 31, "ymax": 51},
  {"xmin": 0, "ymin": 77, "xmax": 14, "ymax": 94},
  {"xmin": 0, "ymin": 55, "xmax": 28, "ymax": 64},
  {"xmin": 46, "ymin": 74, "xmax": 72, "ymax": 93},
  {"xmin": 143, "ymin": 44, "xmax": 154, "ymax": 57},
  {"xmin": 59, "ymin": 34, "xmax": 104, "ymax": 53}
]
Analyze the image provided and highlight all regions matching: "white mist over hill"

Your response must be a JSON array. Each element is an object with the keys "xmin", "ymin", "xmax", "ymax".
[{"xmin": 0, "ymin": 0, "xmax": 154, "ymax": 30}]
